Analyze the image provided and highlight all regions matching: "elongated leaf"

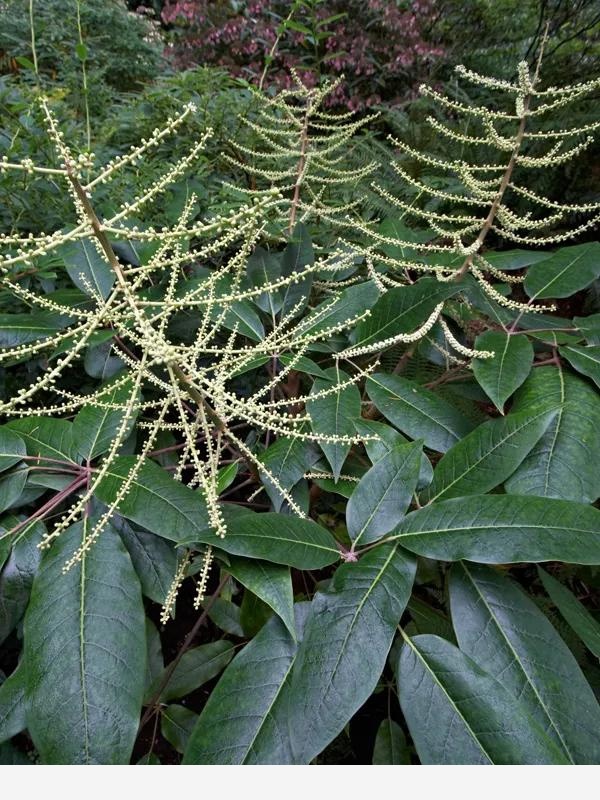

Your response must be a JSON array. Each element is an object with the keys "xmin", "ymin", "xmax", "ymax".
[
  {"xmin": 352, "ymin": 278, "xmax": 459, "ymax": 351},
  {"xmin": 184, "ymin": 612, "xmax": 302, "ymax": 764},
  {"xmin": 398, "ymin": 634, "xmax": 568, "ymax": 764},
  {"xmin": 354, "ymin": 419, "xmax": 433, "ymax": 488},
  {"xmin": 161, "ymin": 705, "xmax": 198, "ymax": 754},
  {"xmin": 392, "ymin": 495, "xmax": 600, "ymax": 564},
  {"xmin": 449, "ymin": 563, "xmax": 600, "ymax": 764},
  {"xmin": 209, "ymin": 512, "xmax": 340, "ymax": 570},
  {"xmin": 525, "ymin": 242, "xmax": 600, "ymax": 300},
  {"xmin": 0, "ymin": 428, "xmax": 26, "ymax": 473},
  {"xmin": 307, "ymin": 366, "xmax": 361, "ymax": 480},
  {"xmin": 471, "ymin": 331, "xmax": 534, "ymax": 411},
  {"xmin": 422, "ymin": 407, "xmax": 556, "ymax": 503},
  {"xmin": 559, "ymin": 344, "xmax": 600, "ymax": 388},
  {"xmin": 372, "ymin": 718, "xmax": 410, "ymax": 765},
  {"xmin": 227, "ymin": 556, "xmax": 295, "ymax": 638},
  {"xmin": 73, "ymin": 377, "xmax": 139, "ymax": 461},
  {"xmin": 0, "ymin": 469, "xmax": 28, "ymax": 513},
  {"xmin": 61, "ymin": 237, "xmax": 115, "ymax": 299},
  {"xmin": 0, "ymin": 311, "xmax": 75, "ymax": 348},
  {"xmin": 538, "ymin": 568, "xmax": 600, "ymax": 660},
  {"xmin": 246, "ymin": 246, "xmax": 282, "ymax": 315},
  {"xmin": 299, "ymin": 281, "xmax": 381, "ymax": 339},
  {"xmin": 287, "ymin": 544, "xmax": 416, "ymax": 764},
  {"xmin": 0, "ymin": 517, "xmax": 44, "ymax": 644},
  {"xmin": 258, "ymin": 435, "xmax": 319, "ymax": 512},
  {"xmin": 504, "ymin": 367, "xmax": 600, "ymax": 503},
  {"xmin": 115, "ymin": 517, "xmax": 178, "ymax": 606},
  {"xmin": 346, "ymin": 442, "xmax": 421, "ymax": 546},
  {"xmin": 153, "ymin": 642, "xmax": 235, "ymax": 703},
  {"xmin": 280, "ymin": 223, "xmax": 314, "ymax": 317},
  {"xmin": 367, "ymin": 373, "xmax": 474, "ymax": 453},
  {"xmin": 0, "ymin": 663, "xmax": 26, "ymax": 744},
  {"xmin": 94, "ymin": 456, "xmax": 210, "ymax": 541},
  {"xmin": 24, "ymin": 521, "xmax": 146, "ymax": 764},
  {"xmin": 6, "ymin": 417, "xmax": 80, "ymax": 464}
]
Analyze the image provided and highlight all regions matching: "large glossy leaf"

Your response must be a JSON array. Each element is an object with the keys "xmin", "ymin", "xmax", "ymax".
[
  {"xmin": 161, "ymin": 705, "xmax": 198, "ymax": 754},
  {"xmin": 524, "ymin": 242, "xmax": 600, "ymax": 300},
  {"xmin": 280, "ymin": 222, "xmax": 314, "ymax": 317},
  {"xmin": 307, "ymin": 366, "xmax": 361, "ymax": 480},
  {"xmin": 398, "ymin": 634, "xmax": 568, "ymax": 764},
  {"xmin": 449, "ymin": 563, "xmax": 600, "ymax": 764},
  {"xmin": 24, "ymin": 520, "xmax": 146, "ymax": 764},
  {"xmin": 152, "ymin": 642, "xmax": 235, "ymax": 703},
  {"xmin": 114, "ymin": 517, "xmax": 178, "ymax": 606},
  {"xmin": 0, "ymin": 663, "xmax": 26, "ymax": 744},
  {"xmin": 538, "ymin": 568, "xmax": 600, "ymax": 660},
  {"xmin": 257, "ymin": 435, "xmax": 319, "ymax": 512},
  {"xmin": 367, "ymin": 373, "xmax": 474, "ymax": 453},
  {"xmin": 422, "ymin": 407, "xmax": 556, "ymax": 503},
  {"xmin": 0, "ymin": 311, "xmax": 75, "ymax": 348},
  {"xmin": 346, "ymin": 442, "xmax": 421, "ymax": 546},
  {"xmin": 0, "ymin": 517, "xmax": 44, "ymax": 644},
  {"xmin": 504, "ymin": 367, "xmax": 600, "ymax": 503},
  {"xmin": 60, "ymin": 237, "xmax": 115, "ymax": 300},
  {"xmin": 559, "ymin": 344, "xmax": 600, "ymax": 388},
  {"xmin": 354, "ymin": 419, "xmax": 433, "ymax": 488},
  {"xmin": 73, "ymin": 377, "xmax": 139, "ymax": 461},
  {"xmin": 372, "ymin": 718, "xmax": 410, "ymax": 765},
  {"xmin": 352, "ymin": 278, "xmax": 459, "ymax": 350},
  {"xmin": 287, "ymin": 544, "xmax": 416, "ymax": 764},
  {"xmin": 471, "ymin": 330, "xmax": 534, "ymax": 412},
  {"xmin": 209, "ymin": 512, "xmax": 340, "ymax": 570},
  {"xmin": 299, "ymin": 281, "xmax": 380, "ymax": 339},
  {"xmin": 6, "ymin": 417, "xmax": 80, "ymax": 464},
  {"xmin": 226, "ymin": 556, "xmax": 295, "ymax": 638},
  {"xmin": 184, "ymin": 610, "xmax": 306, "ymax": 764},
  {"xmin": 392, "ymin": 495, "xmax": 600, "ymax": 564},
  {"xmin": 246, "ymin": 246, "xmax": 283, "ymax": 316},
  {"xmin": 94, "ymin": 456, "xmax": 210, "ymax": 541},
  {"xmin": 0, "ymin": 428, "xmax": 26, "ymax": 473}
]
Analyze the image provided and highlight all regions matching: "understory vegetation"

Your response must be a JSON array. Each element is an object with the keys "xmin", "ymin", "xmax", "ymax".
[{"xmin": 1, "ymin": 0, "xmax": 600, "ymax": 766}]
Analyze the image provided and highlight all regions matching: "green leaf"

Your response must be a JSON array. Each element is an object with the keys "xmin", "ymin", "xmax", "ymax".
[
  {"xmin": 208, "ymin": 513, "xmax": 340, "ymax": 570},
  {"xmin": 240, "ymin": 589, "xmax": 272, "ymax": 637},
  {"xmin": 0, "ymin": 517, "xmax": 44, "ymax": 644},
  {"xmin": 152, "ymin": 642, "xmax": 235, "ymax": 703},
  {"xmin": 346, "ymin": 442, "xmax": 421, "ymax": 546},
  {"xmin": 450, "ymin": 563, "xmax": 600, "ymax": 764},
  {"xmin": 298, "ymin": 281, "xmax": 380, "ymax": 339},
  {"xmin": 354, "ymin": 419, "xmax": 433, "ymax": 488},
  {"xmin": 352, "ymin": 278, "xmax": 459, "ymax": 351},
  {"xmin": 0, "ymin": 312, "xmax": 75, "ymax": 348},
  {"xmin": 372, "ymin": 718, "xmax": 410, "ymax": 765},
  {"xmin": 287, "ymin": 544, "xmax": 416, "ymax": 764},
  {"xmin": 280, "ymin": 223, "xmax": 314, "ymax": 317},
  {"xmin": 0, "ymin": 469, "xmax": 28, "ymax": 514},
  {"xmin": 422, "ymin": 407, "xmax": 556, "ymax": 503},
  {"xmin": 24, "ymin": 521, "xmax": 146, "ymax": 764},
  {"xmin": 0, "ymin": 428, "xmax": 26, "ymax": 473},
  {"xmin": 392, "ymin": 495, "xmax": 600, "ymax": 564},
  {"xmin": 246, "ymin": 246, "xmax": 282, "ymax": 316},
  {"xmin": 559, "ymin": 344, "xmax": 600, "ymax": 388},
  {"xmin": 307, "ymin": 366, "xmax": 361, "ymax": 480},
  {"xmin": 227, "ymin": 556, "xmax": 295, "ymax": 638},
  {"xmin": 161, "ymin": 705, "xmax": 198, "ymax": 754},
  {"xmin": 367, "ymin": 373, "xmax": 474, "ymax": 453},
  {"xmin": 115, "ymin": 517, "xmax": 178, "ymax": 606},
  {"xmin": 0, "ymin": 663, "xmax": 26, "ymax": 744},
  {"xmin": 258, "ymin": 435, "xmax": 319, "ymax": 512},
  {"xmin": 205, "ymin": 597, "xmax": 244, "ymax": 637},
  {"xmin": 504, "ymin": 367, "xmax": 600, "ymax": 503},
  {"xmin": 524, "ymin": 242, "xmax": 600, "ymax": 300},
  {"xmin": 398, "ymin": 634, "xmax": 568, "ymax": 764},
  {"xmin": 72, "ymin": 377, "xmax": 139, "ymax": 461},
  {"xmin": 6, "ymin": 417, "xmax": 80, "ymax": 464},
  {"xmin": 60, "ymin": 237, "xmax": 115, "ymax": 300},
  {"xmin": 144, "ymin": 619, "xmax": 163, "ymax": 702},
  {"xmin": 471, "ymin": 331, "xmax": 534, "ymax": 412},
  {"xmin": 574, "ymin": 313, "xmax": 600, "ymax": 344},
  {"xmin": 94, "ymin": 456, "xmax": 210, "ymax": 542},
  {"xmin": 538, "ymin": 568, "xmax": 600, "ymax": 660},
  {"xmin": 184, "ymin": 612, "xmax": 301, "ymax": 764}
]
